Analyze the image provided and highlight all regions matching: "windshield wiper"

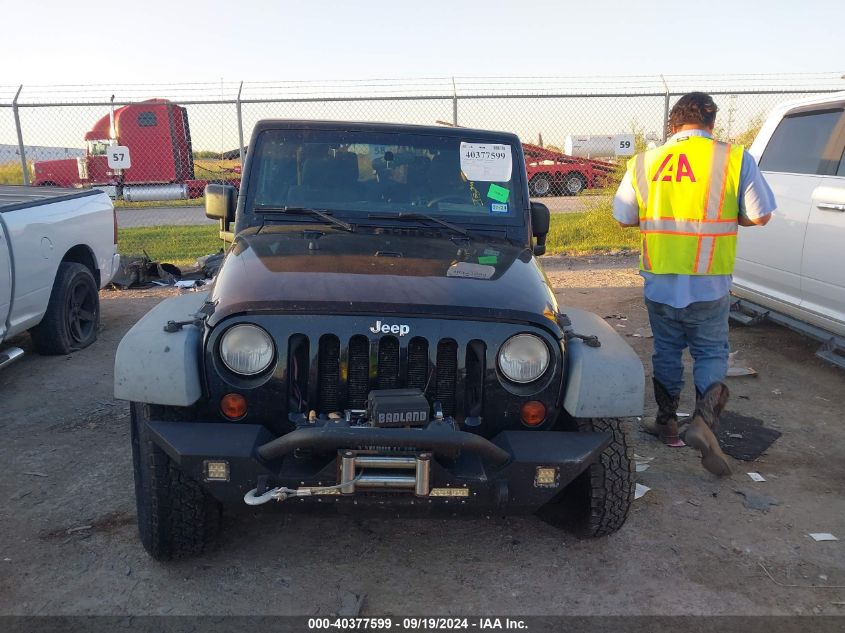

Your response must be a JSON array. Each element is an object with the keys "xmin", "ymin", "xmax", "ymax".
[
  {"xmin": 254, "ymin": 205, "xmax": 355, "ymax": 233},
  {"xmin": 367, "ymin": 212, "xmax": 470, "ymax": 239}
]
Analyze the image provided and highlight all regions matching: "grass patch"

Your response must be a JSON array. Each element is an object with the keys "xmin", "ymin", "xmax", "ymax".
[
  {"xmin": 194, "ymin": 158, "xmax": 240, "ymax": 180},
  {"xmin": 114, "ymin": 197, "xmax": 204, "ymax": 209},
  {"xmin": 0, "ymin": 161, "xmax": 31, "ymax": 185},
  {"xmin": 118, "ymin": 225, "xmax": 224, "ymax": 267},
  {"xmin": 545, "ymin": 198, "xmax": 640, "ymax": 255}
]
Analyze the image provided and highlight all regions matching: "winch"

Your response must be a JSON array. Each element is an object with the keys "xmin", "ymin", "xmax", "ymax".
[
  {"xmin": 339, "ymin": 450, "xmax": 431, "ymax": 495},
  {"xmin": 243, "ymin": 450, "xmax": 432, "ymax": 505},
  {"xmin": 366, "ymin": 388, "xmax": 430, "ymax": 427}
]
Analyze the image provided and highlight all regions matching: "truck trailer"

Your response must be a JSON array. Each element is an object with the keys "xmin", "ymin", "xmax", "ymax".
[{"xmin": 522, "ymin": 142, "xmax": 617, "ymax": 197}]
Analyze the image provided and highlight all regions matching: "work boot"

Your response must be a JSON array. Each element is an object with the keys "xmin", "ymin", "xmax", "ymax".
[
  {"xmin": 641, "ymin": 378, "xmax": 685, "ymax": 447},
  {"xmin": 685, "ymin": 382, "xmax": 732, "ymax": 476}
]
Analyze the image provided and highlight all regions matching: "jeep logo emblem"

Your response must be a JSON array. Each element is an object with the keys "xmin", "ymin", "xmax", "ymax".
[{"xmin": 369, "ymin": 320, "xmax": 410, "ymax": 337}]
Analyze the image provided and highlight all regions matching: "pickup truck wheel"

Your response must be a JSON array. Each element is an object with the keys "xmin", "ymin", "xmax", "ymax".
[
  {"xmin": 131, "ymin": 402, "xmax": 221, "ymax": 561},
  {"xmin": 29, "ymin": 262, "xmax": 99, "ymax": 355},
  {"xmin": 529, "ymin": 174, "xmax": 552, "ymax": 197},
  {"xmin": 540, "ymin": 417, "xmax": 634, "ymax": 537},
  {"xmin": 562, "ymin": 173, "xmax": 586, "ymax": 196}
]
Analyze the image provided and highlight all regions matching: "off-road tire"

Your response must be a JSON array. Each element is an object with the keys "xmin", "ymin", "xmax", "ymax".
[
  {"xmin": 541, "ymin": 417, "xmax": 633, "ymax": 537},
  {"xmin": 130, "ymin": 402, "xmax": 221, "ymax": 561},
  {"xmin": 571, "ymin": 417, "xmax": 633, "ymax": 536},
  {"xmin": 29, "ymin": 262, "xmax": 99, "ymax": 355}
]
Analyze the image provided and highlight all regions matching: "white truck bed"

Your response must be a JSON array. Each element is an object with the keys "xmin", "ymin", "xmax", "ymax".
[
  {"xmin": 0, "ymin": 185, "xmax": 101, "ymax": 210},
  {"xmin": 0, "ymin": 185, "xmax": 119, "ymax": 356}
]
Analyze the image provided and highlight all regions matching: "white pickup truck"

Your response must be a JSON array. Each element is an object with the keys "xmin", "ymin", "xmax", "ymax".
[
  {"xmin": 0, "ymin": 186, "xmax": 119, "ymax": 369},
  {"xmin": 732, "ymin": 92, "xmax": 845, "ymax": 368}
]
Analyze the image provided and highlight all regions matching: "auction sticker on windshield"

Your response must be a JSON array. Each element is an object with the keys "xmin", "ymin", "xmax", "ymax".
[
  {"xmin": 460, "ymin": 142, "xmax": 512, "ymax": 182},
  {"xmin": 446, "ymin": 262, "xmax": 495, "ymax": 279}
]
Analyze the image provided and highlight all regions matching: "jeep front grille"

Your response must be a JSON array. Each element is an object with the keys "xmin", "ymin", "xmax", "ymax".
[
  {"xmin": 435, "ymin": 340, "xmax": 458, "ymax": 417},
  {"xmin": 376, "ymin": 337, "xmax": 400, "ymax": 390},
  {"xmin": 317, "ymin": 334, "xmax": 340, "ymax": 412},
  {"xmin": 406, "ymin": 338, "xmax": 429, "ymax": 391},
  {"xmin": 347, "ymin": 335, "xmax": 370, "ymax": 409},
  {"xmin": 289, "ymin": 333, "xmax": 475, "ymax": 419}
]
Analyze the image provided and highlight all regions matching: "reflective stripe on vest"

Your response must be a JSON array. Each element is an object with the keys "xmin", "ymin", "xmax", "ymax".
[
  {"xmin": 704, "ymin": 141, "xmax": 731, "ymax": 221},
  {"xmin": 639, "ymin": 218, "xmax": 737, "ymax": 235},
  {"xmin": 634, "ymin": 152, "xmax": 649, "ymax": 207},
  {"xmin": 627, "ymin": 137, "xmax": 742, "ymax": 276},
  {"xmin": 694, "ymin": 237, "xmax": 716, "ymax": 274}
]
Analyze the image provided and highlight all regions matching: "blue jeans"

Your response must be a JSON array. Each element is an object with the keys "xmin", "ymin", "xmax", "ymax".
[{"xmin": 645, "ymin": 295, "xmax": 730, "ymax": 397}]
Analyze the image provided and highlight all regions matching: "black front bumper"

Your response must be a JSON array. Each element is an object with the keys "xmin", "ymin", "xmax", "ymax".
[{"xmin": 146, "ymin": 419, "xmax": 610, "ymax": 513}]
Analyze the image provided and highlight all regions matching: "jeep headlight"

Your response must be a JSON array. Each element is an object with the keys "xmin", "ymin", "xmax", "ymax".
[
  {"xmin": 498, "ymin": 334, "xmax": 549, "ymax": 383},
  {"xmin": 220, "ymin": 324, "xmax": 275, "ymax": 376}
]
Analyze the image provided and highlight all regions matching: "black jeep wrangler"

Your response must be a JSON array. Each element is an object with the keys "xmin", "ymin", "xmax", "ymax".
[{"xmin": 115, "ymin": 121, "xmax": 644, "ymax": 560}]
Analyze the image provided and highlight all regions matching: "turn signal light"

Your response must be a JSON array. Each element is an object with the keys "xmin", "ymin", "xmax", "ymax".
[
  {"xmin": 521, "ymin": 400, "xmax": 546, "ymax": 426},
  {"xmin": 221, "ymin": 393, "xmax": 247, "ymax": 420}
]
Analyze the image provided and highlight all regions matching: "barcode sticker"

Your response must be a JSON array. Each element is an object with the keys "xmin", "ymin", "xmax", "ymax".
[{"xmin": 460, "ymin": 142, "xmax": 512, "ymax": 182}]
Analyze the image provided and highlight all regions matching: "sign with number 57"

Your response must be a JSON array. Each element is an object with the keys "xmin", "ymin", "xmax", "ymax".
[
  {"xmin": 613, "ymin": 134, "xmax": 635, "ymax": 157},
  {"xmin": 107, "ymin": 146, "xmax": 131, "ymax": 169}
]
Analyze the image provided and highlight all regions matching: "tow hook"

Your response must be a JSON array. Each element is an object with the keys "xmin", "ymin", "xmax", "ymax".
[
  {"xmin": 244, "ymin": 487, "xmax": 294, "ymax": 505},
  {"xmin": 243, "ymin": 473, "xmax": 364, "ymax": 506}
]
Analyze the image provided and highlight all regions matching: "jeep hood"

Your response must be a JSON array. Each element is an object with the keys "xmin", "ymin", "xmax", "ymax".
[{"xmin": 207, "ymin": 226, "xmax": 561, "ymax": 330}]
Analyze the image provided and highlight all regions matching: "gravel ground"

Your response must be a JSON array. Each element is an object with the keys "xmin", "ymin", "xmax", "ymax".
[{"xmin": 1, "ymin": 254, "xmax": 843, "ymax": 616}]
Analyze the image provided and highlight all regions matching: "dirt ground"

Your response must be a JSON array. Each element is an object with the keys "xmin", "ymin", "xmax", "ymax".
[{"xmin": 1, "ymin": 254, "xmax": 844, "ymax": 616}]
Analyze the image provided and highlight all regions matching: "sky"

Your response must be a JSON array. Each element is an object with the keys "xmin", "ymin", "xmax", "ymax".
[
  {"xmin": 1, "ymin": 0, "xmax": 843, "ymax": 153},
  {"xmin": 3, "ymin": 0, "xmax": 843, "ymax": 85}
]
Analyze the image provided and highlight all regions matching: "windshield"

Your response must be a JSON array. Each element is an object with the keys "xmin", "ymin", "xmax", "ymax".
[{"xmin": 248, "ymin": 129, "xmax": 522, "ymax": 221}]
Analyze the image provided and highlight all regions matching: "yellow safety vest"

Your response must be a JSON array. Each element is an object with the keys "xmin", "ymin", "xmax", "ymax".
[{"xmin": 628, "ymin": 136, "xmax": 744, "ymax": 275}]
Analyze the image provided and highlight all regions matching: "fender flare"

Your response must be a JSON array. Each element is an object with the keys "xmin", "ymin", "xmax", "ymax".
[
  {"xmin": 114, "ymin": 291, "xmax": 209, "ymax": 406},
  {"xmin": 562, "ymin": 307, "xmax": 644, "ymax": 418}
]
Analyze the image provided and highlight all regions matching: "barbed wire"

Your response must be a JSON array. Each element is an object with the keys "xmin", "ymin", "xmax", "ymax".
[{"xmin": 0, "ymin": 72, "xmax": 841, "ymax": 106}]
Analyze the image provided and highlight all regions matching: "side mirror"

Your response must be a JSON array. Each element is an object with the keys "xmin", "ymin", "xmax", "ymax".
[
  {"xmin": 530, "ymin": 201, "xmax": 550, "ymax": 256},
  {"xmin": 205, "ymin": 183, "xmax": 237, "ymax": 225}
]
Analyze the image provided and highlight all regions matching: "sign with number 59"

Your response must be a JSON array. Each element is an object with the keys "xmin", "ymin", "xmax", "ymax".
[
  {"xmin": 613, "ymin": 134, "xmax": 635, "ymax": 157},
  {"xmin": 107, "ymin": 146, "xmax": 131, "ymax": 169}
]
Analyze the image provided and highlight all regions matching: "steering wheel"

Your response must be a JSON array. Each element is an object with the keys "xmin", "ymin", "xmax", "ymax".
[{"xmin": 426, "ymin": 195, "xmax": 467, "ymax": 208}]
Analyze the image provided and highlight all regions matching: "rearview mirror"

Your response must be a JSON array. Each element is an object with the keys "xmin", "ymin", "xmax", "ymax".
[
  {"xmin": 530, "ymin": 201, "xmax": 550, "ymax": 256},
  {"xmin": 205, "ymin": 183, "xmax": 237, "ymax": 225}
]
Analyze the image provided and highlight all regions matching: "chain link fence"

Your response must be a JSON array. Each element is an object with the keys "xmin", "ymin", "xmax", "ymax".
[{"xmin": 0, "ymin": 73, "xmax": 842, "ymax": 265}]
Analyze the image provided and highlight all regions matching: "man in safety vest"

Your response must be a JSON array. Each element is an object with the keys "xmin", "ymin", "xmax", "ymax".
[{"xmin": 613, "ymin": 92, "xmax": 774, "ymax": 476}]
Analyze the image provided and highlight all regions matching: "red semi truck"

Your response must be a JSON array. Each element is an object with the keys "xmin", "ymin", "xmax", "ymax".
[
  {"xmin": 32, "ymin": 99, "xmax": 239, "ymax": 201},
  {"xmin": 522, "ymin": 142, "xmax": 617, "ymax": 197}
]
